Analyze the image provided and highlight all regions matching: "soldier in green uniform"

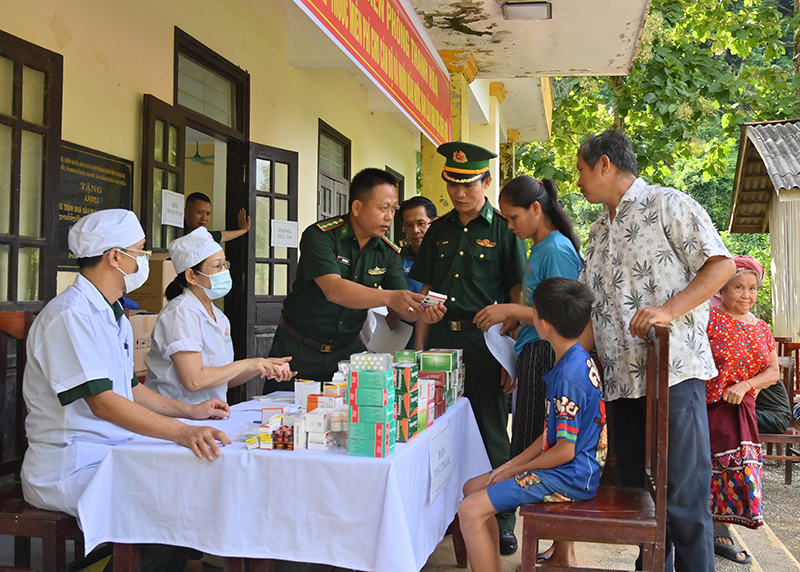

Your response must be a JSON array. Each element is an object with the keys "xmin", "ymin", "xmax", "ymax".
[
  {"xmin": 266, "ymin": 168, "xmax": 445, "ymax": 389},
  {"xmin": 410, "ymin": 142, "xmax": 526, "ymax": 554}
]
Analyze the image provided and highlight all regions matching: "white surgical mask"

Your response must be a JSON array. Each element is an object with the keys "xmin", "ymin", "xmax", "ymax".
[
  {"xmin": 198, "ymin": 269, "xmax": 233, "ymax": 300},
  {"xmin": 117, "ymin": 251, "xmax": 150, "ymax": 294}
]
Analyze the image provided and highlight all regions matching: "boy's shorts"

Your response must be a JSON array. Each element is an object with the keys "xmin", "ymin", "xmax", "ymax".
[{"xmin": 486, "ymin": 471, "xmax": 574, "ymax": 513}]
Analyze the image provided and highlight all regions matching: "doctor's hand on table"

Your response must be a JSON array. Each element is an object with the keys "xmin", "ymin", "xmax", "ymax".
[{"xmin": 176, "ymin": 422, "xmax": 232, "ymax": 461}]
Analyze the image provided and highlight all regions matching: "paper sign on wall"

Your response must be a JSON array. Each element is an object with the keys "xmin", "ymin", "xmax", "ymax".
[
  {"xmin": 429, "ymin": 422, "xmax": 453, "ymax": 502},
  {"xmin": 271, "ymin": 220, "xmax": 298, "ymax": 248},
  {"xmin": 161, "ymin": 190, "xmax": 184, "ymax": 228}
]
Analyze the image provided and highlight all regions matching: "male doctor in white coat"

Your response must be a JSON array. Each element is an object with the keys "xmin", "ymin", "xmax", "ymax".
[{"xmin": 21, "ymin": 209, "xmax": 231, "ymax": 571}]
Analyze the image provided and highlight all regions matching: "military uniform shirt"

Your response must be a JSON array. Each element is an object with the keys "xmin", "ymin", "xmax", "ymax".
[
  {"xmin": 280, "ymin": 214, "xmax": 407, "ymax": 344},
  {"xmin": 409, "ymin": 199, "xmax": 526, "ymax": 319}
]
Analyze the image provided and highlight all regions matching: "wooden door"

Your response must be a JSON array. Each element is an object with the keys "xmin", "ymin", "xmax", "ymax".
[
  {"xmin": 141, "ymin": 94, "xmax": 186, "ymax": 251},
  {"xmin": 229, "ymin": 142, "xmax": 298, "ymax": 402}
]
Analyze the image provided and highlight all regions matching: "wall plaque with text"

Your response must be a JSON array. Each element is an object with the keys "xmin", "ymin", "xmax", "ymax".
[{"xmin": 58, "ymin": 142, "xmax": 133, "ymax": 269}]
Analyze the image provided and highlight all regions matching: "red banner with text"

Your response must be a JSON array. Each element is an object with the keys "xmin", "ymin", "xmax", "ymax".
[{"xmin": 293, "ymin": 0, "xmax": 451, "ymax": 145}]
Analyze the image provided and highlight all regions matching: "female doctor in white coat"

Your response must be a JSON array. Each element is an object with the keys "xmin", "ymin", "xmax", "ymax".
[{"xmin": 145, "ymin": 228, "xmax": 294, "ymax": 403}]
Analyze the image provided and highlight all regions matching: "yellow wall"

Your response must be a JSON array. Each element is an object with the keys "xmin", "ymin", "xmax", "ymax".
[{"xmin": 2, "ymin": 0, "xmax": 418, "ymax": 235}]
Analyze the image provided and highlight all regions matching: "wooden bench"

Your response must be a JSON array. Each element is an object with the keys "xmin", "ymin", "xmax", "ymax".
[
  {"xmin": 760, "ymin": 338, "xmax": 800, "ymax": 484},
  {"xmin": 518, "ymin": 325, "xmax": 669, "ymax": 571}
]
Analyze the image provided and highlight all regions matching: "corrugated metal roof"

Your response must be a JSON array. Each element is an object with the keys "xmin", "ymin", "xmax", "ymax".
[
  {"xmin": 729, "ymin": 118, "xmax": 800, "ymax": 233},
  {"xmin": 747, "ymin": 121, "xmax": 800, "ymax": 193}
]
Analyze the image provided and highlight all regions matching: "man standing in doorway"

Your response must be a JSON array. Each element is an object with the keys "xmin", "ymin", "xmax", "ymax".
[
  {"xmin": 410, "ymin": 142, "xmax": 527, "ymax": 555},
  {"xmin": 184, "ymin": 191, "xmax": 250, "ymax": 243},
  {"xmin": 577, "ymin": 131, "xmax": 734, "ymax": 572},
  {"xmin": 265, "ymin": 168, "xmax": 445, "ymax": 388}
]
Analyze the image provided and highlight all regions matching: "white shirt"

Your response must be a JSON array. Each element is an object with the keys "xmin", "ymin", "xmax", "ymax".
[
  {"xmin": 21, "ymin": 274, "xmax": 136, "ymax": 516},
  {"xmin": 581, "ymin": 178, "xmax": 731, "ymax": 401},
  {"xmin": 145, "ymin": 289, "xmax": 234, "ymax": 404}
]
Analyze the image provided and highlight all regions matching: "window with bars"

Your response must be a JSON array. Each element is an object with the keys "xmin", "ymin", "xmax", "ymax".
[{"xmin": 0, "ymin": 30, "xmax": 62, "ymax": 309}]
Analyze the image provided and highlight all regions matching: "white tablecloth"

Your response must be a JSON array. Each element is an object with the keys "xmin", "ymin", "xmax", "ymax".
[{"xmin": 77, "ymin": 398, "xmax": 490, "ymax": 572}]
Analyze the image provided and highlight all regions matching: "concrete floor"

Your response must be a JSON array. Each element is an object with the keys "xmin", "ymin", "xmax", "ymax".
[{"xmin": 2, "ymin": 460, "xmax": 799, "ymax": 571}]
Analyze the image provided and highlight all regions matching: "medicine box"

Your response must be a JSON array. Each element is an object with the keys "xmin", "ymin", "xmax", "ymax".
[
  {"xmin": 348, "ymin": 420, "xmax": 394, "ymax": 441},
  {"xmin": 349, "ymin": 370, "xmax": 394, "ymax": 389},
  {"xmin": 261, "ymin": 407, "xmax": 285, "ymax": 425},
  {"xmin": 349, "ymin": 352, "xmax": 393, "ymax": 372},
  {"xmin": 394, "ymin": 363, "xmax": 419, "ymax": 393},
  {"xmin": 307, "ymin": 431, "xmax": 334, "ymax": 451},
  {"xmin": 397, "ymin": 414, "xmax": 419, "ymax": 443},
  {"xmin": 418, "ymin": 403, "xmax": 427, "ymax": 433},
  {"xmin": 347, "ymin": 386, "xmax": 394, "ymax": 407},
  {"xmin": 348, "ymin": 436, "xmax": 396, "ymax": 458},
  {"xmin": 295, "ymin": 380, "xmax": 321, "ymax": 407},
  {"xmin": 306, "ymin": 407, "xmax": 333, "ymax": 433},
  {"xmin": 396, "ymin": 387, "xmax": 419, "ymax": 419},
  {"xmin": 350, "ymin": 402, "xmax": 396, "ymax": 424},
  {"xmin": 394, "ymin": 350, "xmax": 421, "ymax": 364},
  {"xmin": 420, "ymin": 350, "xmax": 458, "ymax": 372},
  {"xmin": 431, "ymin": 348, "xmax": 463, "ymax": 367},
  {"xmin": 293, "ymin": 416, "xmax": 307, "ymax": 451},
  {"xmin": 324, "ymin": 381, "xmax": 348, "ymax": 397},
  {"xmin": 319, "ymin": 395, "xmax": 345, "ymax": 410}
]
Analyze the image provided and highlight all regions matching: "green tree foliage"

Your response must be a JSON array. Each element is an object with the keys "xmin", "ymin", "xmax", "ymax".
[
  {"xmin": 514, "ymin": 0, "xmax": 795, "ymax": 323},
  {"xmin": 518, "ymin": 0, "xmax": 800, "ymax": 187}
]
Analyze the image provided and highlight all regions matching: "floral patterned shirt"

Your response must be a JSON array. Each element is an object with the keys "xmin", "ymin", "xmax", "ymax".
[
  {"xmin": 580, "ymin": 178, "xmax": 731, "ymax": 401},
  {"xmin": 705, "ymin": 307, "xmax": 775, "ymax": 404}
]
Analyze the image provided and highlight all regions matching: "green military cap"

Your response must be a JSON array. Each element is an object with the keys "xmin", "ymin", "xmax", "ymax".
[{"xmin": 438, "ymin": 141, "xmax": 497, "ymax": 183}]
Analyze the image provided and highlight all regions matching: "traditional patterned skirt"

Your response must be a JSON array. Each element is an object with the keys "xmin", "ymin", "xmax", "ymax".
[
  {"xmin": 510, "ymin": 340, "xmax": 555, "ymax": 458},
  {"xmin": 707, "ymin": 393, "xmax": 763, "ymax": 528}
]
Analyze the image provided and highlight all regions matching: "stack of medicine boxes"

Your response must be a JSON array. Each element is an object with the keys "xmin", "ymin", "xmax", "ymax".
[
  {"xmin": 419, "ymin": 349, "xmax": 462, "ymax": 418},
  {"xmin": 393, "ymin": 351, "xmax": 423, "ymax": 442},
  {"xmin": 347, "ymin": 352, "xmax": 396, "ymax": 457}
]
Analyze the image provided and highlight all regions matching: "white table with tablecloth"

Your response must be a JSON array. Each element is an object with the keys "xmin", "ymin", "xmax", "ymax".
[{"xmin": 76, "ymin": 397, "xmax": 490, "ymax": 572}]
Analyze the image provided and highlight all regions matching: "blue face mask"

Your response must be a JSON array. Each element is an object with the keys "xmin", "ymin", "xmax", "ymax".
[{"xmin": 198, "ymin": 269, "xmax": 232, "ymax": 300}]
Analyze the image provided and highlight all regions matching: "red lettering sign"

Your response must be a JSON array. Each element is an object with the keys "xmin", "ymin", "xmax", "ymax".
[{"xmin": 293, "ymin": 0, "xmax": 451, "ymax": 145}]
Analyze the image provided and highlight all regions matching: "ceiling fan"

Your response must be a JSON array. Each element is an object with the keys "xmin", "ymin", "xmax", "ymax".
[{"xmin": 186, "ymin": 142, "xmax": 214, "ymax": 166}]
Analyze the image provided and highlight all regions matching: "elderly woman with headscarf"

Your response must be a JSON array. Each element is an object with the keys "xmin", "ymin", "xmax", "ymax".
[{"xmin": 705, "ymin": 256, "xmax": 779, "ymax": 564}]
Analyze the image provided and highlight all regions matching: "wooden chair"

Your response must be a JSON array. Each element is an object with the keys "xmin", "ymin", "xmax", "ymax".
[
  {"xmin": 518, "ymin": 325, "xmax": 669, "ymax": 571},
  {"xmin": 761, "ymin": 339, "xmax": 800, "ymax": 484},
  {"xmin": 0, "ymin": 311, "xmax": 86, "ymax": 571}
]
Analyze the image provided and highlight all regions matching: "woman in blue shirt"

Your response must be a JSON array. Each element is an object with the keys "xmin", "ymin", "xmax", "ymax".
[{"xmin": 475, "ymin": 176, "xmax": 583, "ymax": 458}]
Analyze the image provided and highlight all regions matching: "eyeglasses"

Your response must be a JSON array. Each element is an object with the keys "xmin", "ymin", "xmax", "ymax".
[
  {"xmin": 123, "ymin": 248, "xmax": 153, "ymax": 261},
  {"xmin": 201, "ymin": 260, "xmax": 231, "ymax": 272},
  {"xmin": 107, "ymin": 247, "xmax": 152, "ymax": 260}
]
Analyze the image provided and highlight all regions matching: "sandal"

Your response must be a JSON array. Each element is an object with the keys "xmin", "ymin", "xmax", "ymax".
[{"xmin": 713, "ymin": 524, "xmax": 752, "ymax": 564}]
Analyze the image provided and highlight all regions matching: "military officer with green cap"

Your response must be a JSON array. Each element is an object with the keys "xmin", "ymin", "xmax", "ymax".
[
  {"xmin": 410, "ymin": 142, "xmax": 526, "ymax": 554},
  {"xmin": 266, "ymin": 168, "xmax": 446, "ymax": 389}
]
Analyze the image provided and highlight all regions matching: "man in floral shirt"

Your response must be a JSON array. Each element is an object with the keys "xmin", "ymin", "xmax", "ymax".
[{"xmin": 577, "ymin": 131, "xmax": 734, "ymax": 572}]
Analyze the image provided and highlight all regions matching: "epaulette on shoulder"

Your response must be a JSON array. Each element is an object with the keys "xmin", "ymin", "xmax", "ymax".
[
  {"xmin": 381, "ymin": 236, "xmax": 401, "ymax": 253},
  {"xmin": 494, "ymin": 208, "xmax": 507, "ymax": 220},
  {"xmin": 316, "ymin": 217, "xmax": 345, "ymax": 232}
]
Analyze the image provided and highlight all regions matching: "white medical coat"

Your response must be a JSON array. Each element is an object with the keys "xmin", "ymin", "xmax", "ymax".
[
  {"xmin": 145, "ymin": 288, "xmax": 234, "ymax": 404},
  {"xmin": 21, "ymin": 274, "xmax": 136, "ymax": 517}
]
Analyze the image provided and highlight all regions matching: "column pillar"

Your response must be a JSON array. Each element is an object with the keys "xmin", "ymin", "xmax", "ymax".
[{"xmin": 500, "ymin": 129, "xmax": 520, "ymax": 189}]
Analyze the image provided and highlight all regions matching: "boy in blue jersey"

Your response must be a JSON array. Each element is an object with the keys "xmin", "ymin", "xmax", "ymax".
[{"xmin": 458, "ymin": 277, "xmax": 606, "ymax": 571}]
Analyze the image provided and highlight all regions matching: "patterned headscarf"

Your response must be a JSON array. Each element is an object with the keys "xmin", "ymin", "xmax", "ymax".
[
  {"xmin": 709, "ymin": 256, "xmax": 764, "ymax": 307},
  {"xmin": 732, "ymin": 255, "xmax": 764, "ymax": 282}
]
